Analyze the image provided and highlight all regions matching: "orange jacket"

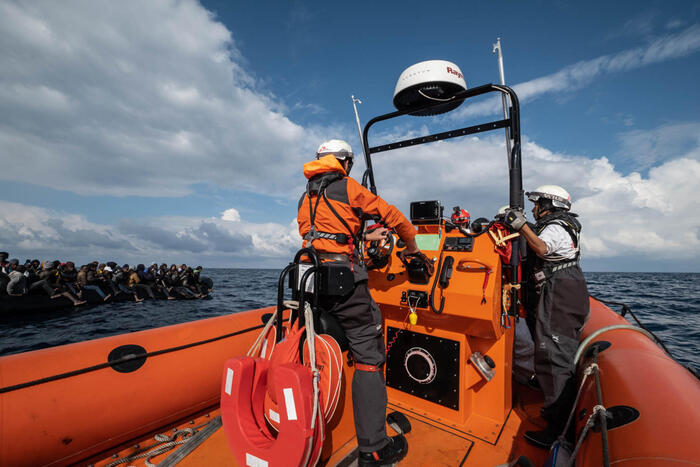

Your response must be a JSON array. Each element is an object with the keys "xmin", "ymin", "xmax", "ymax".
[{"xmin": 298, "ymin": 155, "xmax": 416, "ymax": 256}]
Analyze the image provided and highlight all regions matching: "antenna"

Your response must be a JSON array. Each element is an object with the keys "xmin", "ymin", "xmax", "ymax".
[
  {"xmin": 351, "ymin": 95, "xmax": 367, "ymax": 162},
  {"xmin": 492, "ymin": 37, "xmax": 513, "ymax": 169}
]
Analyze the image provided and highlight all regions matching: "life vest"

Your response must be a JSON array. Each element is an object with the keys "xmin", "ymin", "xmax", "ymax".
[
  {"xmin": 298, "ymin": 155, "xmax": 417, "ymax": 257},
  {"xmin": 533, "ymin": 210, "xmax": 581, "ymax": 263},
  {"xmin": 302, "ymin": 171, "xmax": 361, "ymax": 248}
]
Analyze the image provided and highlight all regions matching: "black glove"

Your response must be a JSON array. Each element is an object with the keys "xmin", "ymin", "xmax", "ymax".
[
  {"xmin": 398, "ymin": 250, "xmax": 435, "ymax": 276},
  {"xmin": 504, "ymin": 209, "xmax": 527, "ymax": 231}
]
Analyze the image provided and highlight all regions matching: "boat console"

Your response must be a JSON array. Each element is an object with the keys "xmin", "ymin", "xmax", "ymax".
[{"xmin": 369, "ymin": 199, "xmax": 513, "ymax": 443}]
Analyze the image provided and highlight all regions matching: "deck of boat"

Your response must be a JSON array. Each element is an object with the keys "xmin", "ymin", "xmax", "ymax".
[{"xmin": 88, "ymin": 381, "xmax": 548, "ymax": 467}]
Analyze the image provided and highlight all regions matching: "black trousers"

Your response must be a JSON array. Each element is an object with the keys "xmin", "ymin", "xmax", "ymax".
[
  {"xmin": 533, "ymin": 266, "xmax": 590, "ymax": 426},
  {"xmin": 320, "ymin": 281, "xmax": 389, "ymax": 452}
]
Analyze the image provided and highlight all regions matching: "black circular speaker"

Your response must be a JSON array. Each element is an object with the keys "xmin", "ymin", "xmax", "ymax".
[{"xmin": 403, "ymin": 347, "xmax": 437, "ymax": 384}]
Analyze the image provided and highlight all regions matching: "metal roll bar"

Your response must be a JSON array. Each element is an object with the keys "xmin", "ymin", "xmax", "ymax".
[{"xmin": 361, "ymin": 83, "xmax": 523, "ymax": 210}]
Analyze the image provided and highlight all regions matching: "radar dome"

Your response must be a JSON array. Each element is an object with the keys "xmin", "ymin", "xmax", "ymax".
[{"xmin": 393, "ymin": 60, "xmax": 467, "ymax": 116}]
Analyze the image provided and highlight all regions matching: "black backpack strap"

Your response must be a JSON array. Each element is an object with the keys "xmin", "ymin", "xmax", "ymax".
[
  {"xmin": 304, "ymin": 174, "xmax": 353, "ymax": 245},
  {"xmin": 321, "ymin": 189, "xmax": 360, "ymax": 246}
]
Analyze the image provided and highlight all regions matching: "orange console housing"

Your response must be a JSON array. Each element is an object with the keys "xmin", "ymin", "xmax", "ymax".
[{"xmin": 369, "ymin": 223, "xmax": 514, "ymax": 444}]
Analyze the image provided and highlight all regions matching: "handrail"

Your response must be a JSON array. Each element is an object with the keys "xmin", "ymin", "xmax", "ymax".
[
  {"xmin": 361, "ymin": 83, "xmax": 523, "ymax": 210},
  {"xmin": 573, "ymin": 324, "xmax": 659, "ymax": 366}
]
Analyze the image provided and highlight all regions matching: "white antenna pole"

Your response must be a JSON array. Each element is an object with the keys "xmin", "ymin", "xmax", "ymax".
[
  {"xmin": 351, "ymin": 95, "xmax": 364, "ymax": 147},
  {"xmin": 351, "ymin": 95, "xmax": 369, "ymax": 171},
  {"xmin": 492, "ymin": 37, "xmax": 512, "ymax": 169}
]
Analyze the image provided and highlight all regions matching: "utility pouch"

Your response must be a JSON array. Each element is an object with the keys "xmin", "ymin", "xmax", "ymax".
[
  {"xmin": 532, "ymin": 267, "xmax": 552, "ymax": 286},
  {"xmin": 290, "ymin": 261, "xmax": 354, "ymax": 296}
]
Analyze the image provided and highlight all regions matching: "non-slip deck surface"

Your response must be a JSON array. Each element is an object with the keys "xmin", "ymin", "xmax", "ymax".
[{"xmin": 172, "ymin": 383, "xmax": 548, "ymax": 467}]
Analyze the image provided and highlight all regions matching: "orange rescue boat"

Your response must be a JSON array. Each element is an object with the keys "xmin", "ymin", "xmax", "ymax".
[{"xmin": 2, "ymin": 55, "xmax": 699, "ymax": 467}]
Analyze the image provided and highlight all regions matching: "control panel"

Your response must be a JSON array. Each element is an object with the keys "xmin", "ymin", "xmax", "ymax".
[{"xmin": 443, "ymin": 236, "xmax": 474, "ymax": 252}]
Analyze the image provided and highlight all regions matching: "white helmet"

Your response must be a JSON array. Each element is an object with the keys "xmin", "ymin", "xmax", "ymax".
[
  {"xmin": 316, "ymin": 139, "xmax": 354, "ymax": 174},
  {"xmin": 526, "ymin": 185, "xmax": 571, "ymax": 210},
  {"xmin": 316, "ymin": 139, "xmax": 353, "ymax": 160}
]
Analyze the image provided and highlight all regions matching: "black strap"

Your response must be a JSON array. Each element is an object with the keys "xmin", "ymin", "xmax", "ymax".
[
  {"xmin": 306, "ymin": 180, "xmax": 324, "ymax": 242},
  {"xmin": 304, "ymin": 177, "xmax": 354, "ymax": 246},
  {"xmin": 322, "ymin": 190, "xmax": 360, "ymax": 245}
]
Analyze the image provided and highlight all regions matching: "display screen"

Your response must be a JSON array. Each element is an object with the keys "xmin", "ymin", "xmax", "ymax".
[{"xmin": 410, "ymin": 200, "xmax": 441, "ymax": 222}]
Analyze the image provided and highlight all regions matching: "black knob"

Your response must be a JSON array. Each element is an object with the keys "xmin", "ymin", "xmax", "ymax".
[{"xmin": 484, "ymin": 355, "xmax": 496, "ymax": 369}]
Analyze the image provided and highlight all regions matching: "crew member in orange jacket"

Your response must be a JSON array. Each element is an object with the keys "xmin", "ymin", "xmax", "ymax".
[{"xmin": 298, "ymin": 139, "xmax": 430, "ymax": 466}]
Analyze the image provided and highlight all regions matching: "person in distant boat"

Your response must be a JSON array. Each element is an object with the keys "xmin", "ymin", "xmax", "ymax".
[
  {"xmin": 81, "ymin": 262, "xmax": 111, "ymax": 302},
  {"xmin": 58, "ymin": 261, "xmax": 80, "ymax": 296},
  {"xmin": 297, "ymin": 139, "xmax": 430, "ymax": 466},
  {"xmin": 156, "ymin": 264, "xmax": 176, "ymax": 300},
  {"xmin": 133, "ymin": 264, "xmax": 156, "ymax": 299},
  {"xmin": 0, "ymin": 252, "xmax": 9, "ymax": 274},
  {"xmin": 40, "ymin": 260, "xmax": 86, "ymax": 306},
  {"xmin": 114, "ymin": 264, "xmax": 142, "ymax": 302},
  {"xmin": 6, "ymin": 263, "xmax": 28, "ymax": 295},
  {"xmin": 504, "ymin": 185, "xmax": 589, "ymax": 449},
  {"xmin": 7, "ymin": 263, "xmax": 28, "ymax": 296},
  {"xmin": 0, "ymin": 253, "xmax": 9, "ymax": 294}
]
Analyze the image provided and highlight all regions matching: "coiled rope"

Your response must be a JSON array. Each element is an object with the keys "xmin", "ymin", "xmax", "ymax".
[
  {"xmin": 301, "ymin": 301, "xmax": 323, "ymax": 467},
  {"xmin": 104, "ymin": 418, "xmax": 216, "ymax": 467}
]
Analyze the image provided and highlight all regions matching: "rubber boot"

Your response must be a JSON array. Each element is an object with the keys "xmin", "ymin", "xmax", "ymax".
[{"xmin": 358, "ymin": 434, "xmax": 408, "ymax": 466}]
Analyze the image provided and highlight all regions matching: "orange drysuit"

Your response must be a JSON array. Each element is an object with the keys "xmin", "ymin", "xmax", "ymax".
[{"xmin": 297, "ymin": 155, "xmax": 416, "ymax": 256}]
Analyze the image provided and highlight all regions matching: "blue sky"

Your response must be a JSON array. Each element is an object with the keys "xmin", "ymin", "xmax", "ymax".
[{"xmin": 1, "ymin": 0, "xmax": 699, "ymax": 271}]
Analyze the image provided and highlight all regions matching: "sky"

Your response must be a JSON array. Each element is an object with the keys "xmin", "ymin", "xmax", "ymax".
[{"xmin": 0, "ymin": 0, "xmax": 699, "ymax": 271}]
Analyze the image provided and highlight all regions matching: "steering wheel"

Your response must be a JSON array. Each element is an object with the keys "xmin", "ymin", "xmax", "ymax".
[{"xmin": 364, "ymin": 232, "xmax": 395, "ymax": 270}]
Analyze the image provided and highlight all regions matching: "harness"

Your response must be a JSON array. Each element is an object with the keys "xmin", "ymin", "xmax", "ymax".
[
  {"xmin": 303, "ymin": 172, "xmax": 360, "ymax": 248},
  {"xmin": 534, "ymin": 210, "xmax": 581, "ymax": 262},
  {"xmin": 531, "ymin": 211, "xmax": 582, "ymax": 285}
]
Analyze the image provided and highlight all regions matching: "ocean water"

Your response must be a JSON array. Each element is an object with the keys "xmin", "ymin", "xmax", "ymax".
[{"xmin": 1, "ymin": 270, "xmax": 698, "ymax": 371}]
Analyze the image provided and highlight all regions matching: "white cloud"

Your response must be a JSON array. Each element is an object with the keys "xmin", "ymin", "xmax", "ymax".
[
  {"xmin": 0, "ymin": 200, "xmax": 300, "ymax": 267},
  {"xmin": 221, "ymin": 208, "xmax": 241, "ymax": 222},
  {"xmin": 369, "ymin": 128, "xmax": 700, "ymax": 263},
  {"xmin": 453, "ymin": 24, "xmax": 700, "ymax": 119},
  {"xmin": 1, "ymin": 123, "xmax": 698, "ymax": 269},
  {"xmin": 0, "ymin": 0, "xmax": 321, "ymax": 198}
]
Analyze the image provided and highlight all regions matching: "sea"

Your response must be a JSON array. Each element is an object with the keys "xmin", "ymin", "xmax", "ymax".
[{"xmin": 1, "ymin": 270, "xmax": 698, "ymax": 372}]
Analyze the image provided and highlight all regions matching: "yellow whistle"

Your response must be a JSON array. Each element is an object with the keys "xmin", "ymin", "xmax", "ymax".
[{"xmin": 409, "ymin": 311, "xmax": 418, "ymax": 326}]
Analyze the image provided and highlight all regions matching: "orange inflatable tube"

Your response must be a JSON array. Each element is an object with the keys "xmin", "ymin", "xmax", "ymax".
[
  {"xmin": 574, "ymin": 299, "xmax": 700, "ymax": 465},
  {"xmin": 0, "ymin": 306, "xmax": 274, "ymax": 467}
]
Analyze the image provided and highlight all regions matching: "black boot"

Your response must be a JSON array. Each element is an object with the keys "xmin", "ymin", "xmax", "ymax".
[
  {"xmin": 524, "ymin": 427, "xmax": 559, "ymax": 449},
  {"xmin": 527, "ymin": 407, "xmax": 569, "ymax": 450},
  {"xmin": 358, "ymin": 434, "xmax": 408, "ymax": 466}
]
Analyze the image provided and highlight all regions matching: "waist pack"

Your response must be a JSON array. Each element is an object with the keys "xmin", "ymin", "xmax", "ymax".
[{"xmin": 290, "ymin": 261, "xmax": 354, "ymax": 297}]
